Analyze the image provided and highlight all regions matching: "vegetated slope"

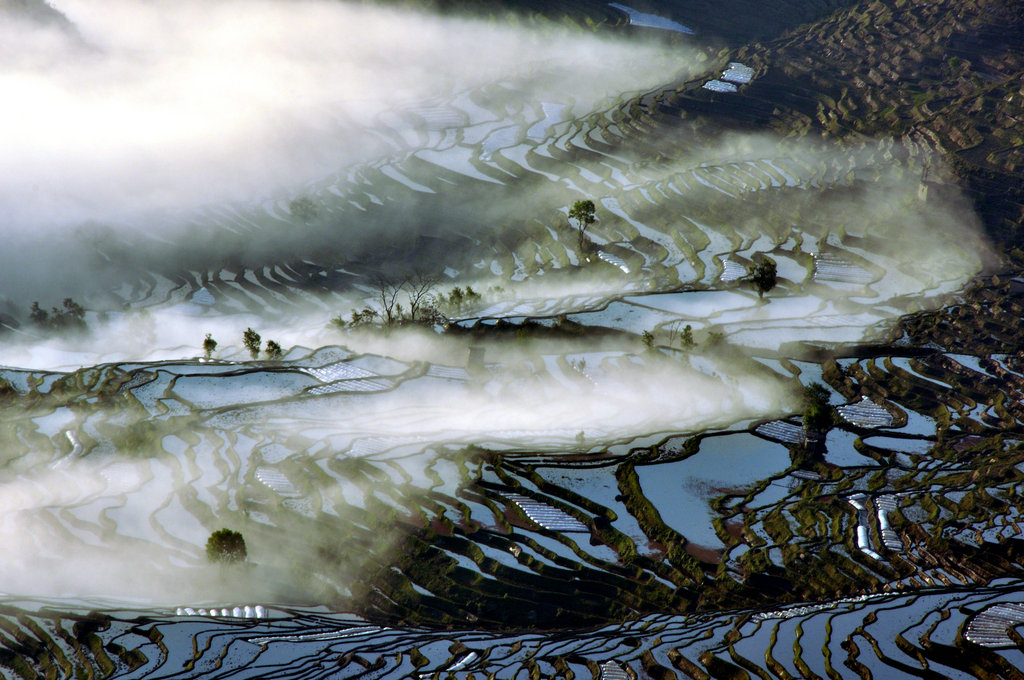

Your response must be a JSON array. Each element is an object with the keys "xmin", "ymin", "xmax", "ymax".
[{"xmin": 654, "ymin": 0, "xmax": 1024, "ymax": 241}]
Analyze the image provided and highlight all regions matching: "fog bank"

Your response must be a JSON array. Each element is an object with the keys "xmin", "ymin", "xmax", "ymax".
[{"xmin": 0, "ymin": 0, "xmax": 697, "ymax": 231}]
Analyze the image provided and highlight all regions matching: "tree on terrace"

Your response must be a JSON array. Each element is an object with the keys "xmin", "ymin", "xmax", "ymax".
[
  {"xmin": 243, "ymin": 328, "xmax": 262, "ymax": 359},
  {"xmin": 567, "ymin": 199, "xmax": 597, "ymax": 257},
  {"xmin": 265, "ymin": 339, "xmax": 283, "ymax": 361},
  {"xmin": 802, "ymin": 382, "xmax": 834, "ymax": 432},
  {"xmin": 28, "ymin": 298, "xmax": 86, "ymax": 332},
  {"xmin": 206, "ymin": 528, "xmax": 247, "ymax": 564},
  {"xmin": 29, "ymin": 302, "xmax": 48, "ymax": 328},
  {"xmin": 203, "ymin": 333, "xmax": 217, "ymax": 359},
  {"xmin": 405, "ymin": 273, "xmax": 439, "ymax": 322},
  {"xmin": 748, "ymin": 258, "xmax": 777, "ymax": 299},
  {"xmin": 374, "ymin": 278, "xmax": 405, "ymax": 327}
]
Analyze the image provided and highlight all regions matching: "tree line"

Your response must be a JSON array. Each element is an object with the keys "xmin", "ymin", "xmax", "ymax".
[
  {"xmin": 28, "ymin": 298, "xmax": 86, "ymax": 333},
  {"xmin": 201, "ymin": 328, "xmax": 283, "ymax": 361},
  {"xmin": 333, "ymin": 275, "xmax": 484, "ymax": 332}
]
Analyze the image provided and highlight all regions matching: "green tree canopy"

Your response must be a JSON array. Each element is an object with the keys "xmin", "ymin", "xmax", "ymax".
[
  {"xmin": 29, "ymin": 301, "xmax": 48, "ymax": 327},
  {"xmin": 29, "ymin": 298, "xmax": 86, "ymax": 332},
  {"xmin": 206, "ymin": 528, "xmax": 247, "ymax": 564},
  {"xmin": 265, "ymin": 339, "xmax": 283, "ymax": 360},
  {"xmin": 243, "ymin": 328, "xmax": 261, "ymax": 359},
  {"xmin": 203, "ymin": 333, "xmax": 217, "ymax": 359},
  {"xmin": 567, "ymin": 199, "xmax": 597, "ymax": 256},
  {"xmin": 680, "ymin": 324, "xmax": 695, "ymax": 350},
  {"xmin": 802, "ymin": 382, "xmax": 834, "ymax": 432},
  {"xmin": 749, "ymin": 258, "xmax": 778, "ymax": 299}
]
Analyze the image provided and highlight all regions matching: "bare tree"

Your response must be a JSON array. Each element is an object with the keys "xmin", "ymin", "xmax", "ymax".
[
  {"xmin": 336, "ymin": 273, "xmax": 458, "ymax": 331},
  {"xmin": 405, "ymin": 273, "xmax": 439, "ymax": 322},
  {"xmin": 375, "ymin": 277, "xmax": 405, "ymax": 327}
]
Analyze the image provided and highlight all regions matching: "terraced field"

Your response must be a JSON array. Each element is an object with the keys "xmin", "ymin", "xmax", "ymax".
[
  {"xmin": 6, "ymin": 581, "xmax": 1024, "ymax": 679},
  {"xmin": 2, "ymin": 0, "xmax": 1024, "ymax": 677}
]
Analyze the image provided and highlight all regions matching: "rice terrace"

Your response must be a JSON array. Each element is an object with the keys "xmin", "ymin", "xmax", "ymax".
[{"xmin": 1, "ymin": 0, "xmax": 1023, "ymax": 677}]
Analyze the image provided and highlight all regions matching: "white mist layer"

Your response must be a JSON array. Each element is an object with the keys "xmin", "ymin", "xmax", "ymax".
[
  {"xmin": 0, "ymin": 135, "xmax": 993, "ymax": 370},
  {"xmin": 0, "ymin": 0, "xmax": 697, "ymax": 230},
  {"xmin": 321, "ymin": 357, "xmax": 785, "ymax": 445},
  {"xmin": 0, "ymin": 458, "xmax": 253, "ymax": 604},
  {"xmin": 0, "ymin": 352, "xmax": 790, "ymax": 603}
]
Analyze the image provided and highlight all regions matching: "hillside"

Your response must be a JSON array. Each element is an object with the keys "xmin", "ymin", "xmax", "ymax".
[
  {"xmin": 1, "ymin": 1, "xmax": 1024, "ymax": 678},
  {"xmin": 650, "ymin": 0, "xmax": 1024, "ymax": 241}
]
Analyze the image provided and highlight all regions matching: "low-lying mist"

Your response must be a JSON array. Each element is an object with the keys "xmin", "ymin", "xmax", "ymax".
[
  {"xmin": 0, "ymin": 128, "xmax": 992, "ymax": 369},
  {"xmin": 0, "ymin": 459, "xmax": 248, "ymax": 604},
  {"xmin": 0, "ymin": 334, "xmax": 795, "ymax": 605},
  {"xmin": 0, "ymin": 1, "xmax": 993, "ymax": 329}
]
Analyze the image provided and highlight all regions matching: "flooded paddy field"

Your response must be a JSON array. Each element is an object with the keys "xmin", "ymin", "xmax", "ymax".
[{"xmin": 1, "ymin": 0, "xmax": 1022, "ymax": 677}]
